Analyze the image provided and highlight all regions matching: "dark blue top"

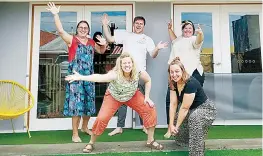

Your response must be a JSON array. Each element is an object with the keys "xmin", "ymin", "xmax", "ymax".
[{"xmin": 172, "ymin": 76, "xmax": 208, "ymax": 110}]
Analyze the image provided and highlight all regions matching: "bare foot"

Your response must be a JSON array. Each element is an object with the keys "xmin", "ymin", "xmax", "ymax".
[
  {"xmin": 81, "ymin": 128, "xmax": 93, "ymax": 135},
  {"xmin": 72, "ymin": 136, "xmax": 82, "ymax": 143},
  {"xmin": 164, "ymin": 130, "xmax": 171, "ymax": 139},
  {"xmin": 108, "ymin": 128, "xmax": 123, "ymax": 136},
  {"xmin": 142, "ymin": 127, "xmax": 148, "ymax": 134}
]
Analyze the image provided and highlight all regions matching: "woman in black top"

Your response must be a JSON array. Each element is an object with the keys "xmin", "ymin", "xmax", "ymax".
[{"xmin": 168, "ymin": 57, "xmax": 216, "ymax": 156}]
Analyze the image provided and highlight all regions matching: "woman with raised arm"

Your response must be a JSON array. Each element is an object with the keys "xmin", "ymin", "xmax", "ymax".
[
  {"xmin": 165, "ymin": 20, "xmax": 205, "ymax": 138},
  {"xmin": 168, "ymin": 57, "xmax": 216, "ymax": 156},
  {"xmin": 65, "ymin": 52, "xmax": 164, "ymax": 153},
  {"xmin": 46, "ymin": 2, "xmax": 107, "ymax": 143}
]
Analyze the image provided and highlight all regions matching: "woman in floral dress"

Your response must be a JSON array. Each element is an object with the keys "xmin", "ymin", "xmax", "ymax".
[{"xmin": 47, "ymin": 2, "xmax": 107, "ymax": 142}]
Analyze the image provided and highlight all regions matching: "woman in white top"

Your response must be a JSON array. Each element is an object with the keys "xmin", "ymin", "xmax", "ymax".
[
  {"xmin": 65, "ymin": 52, "xmax": 164, "ymax": 153},
  {"xmin": 164, "ymin": 20, "xmax": 205, "ymax": 138}
]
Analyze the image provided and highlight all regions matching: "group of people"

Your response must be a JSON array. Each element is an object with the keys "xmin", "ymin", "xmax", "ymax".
[{"xmin": 47, "ymin": 2, "xmax": 217, "ymax": 156}]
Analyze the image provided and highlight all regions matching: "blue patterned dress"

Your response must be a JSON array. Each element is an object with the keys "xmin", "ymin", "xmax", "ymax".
[{"xmin": 63, "ymin": 37, "xmax": 96, "ymax": 116}]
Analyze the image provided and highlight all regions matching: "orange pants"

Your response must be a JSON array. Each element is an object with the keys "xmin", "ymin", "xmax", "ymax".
[{"xmin": 92, "ymin": 89, "xmax": 157, "ymax": 135}]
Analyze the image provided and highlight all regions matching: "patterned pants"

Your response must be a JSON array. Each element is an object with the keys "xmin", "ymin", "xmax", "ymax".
[{"xmin": 174, "ymin": 100, "xmax": 217, "ymax": 156}]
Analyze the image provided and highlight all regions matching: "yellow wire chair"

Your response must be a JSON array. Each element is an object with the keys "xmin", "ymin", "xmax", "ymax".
[{"xmin": 0, "ymin": 80, "xmax": 34, "ymax": 138}]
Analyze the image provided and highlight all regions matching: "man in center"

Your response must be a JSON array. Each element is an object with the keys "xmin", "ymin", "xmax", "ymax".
[{"xmin": 101, "ymin": 13, "xmax": 168, "ymax": 136}]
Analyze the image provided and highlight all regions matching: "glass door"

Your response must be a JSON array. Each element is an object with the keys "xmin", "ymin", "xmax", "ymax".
[
  {"xmin": 173, "ymin": 6, "xmax": 225, "ymax": 124},
  {"xmin": 173, "ymin": 4, "xmax": 262, "ymax": 125},
  {"xmin": 219, "ymin": 5, "xmax": 262, "ymax": 124},
  {"xmin": 84, "ymin": 5, "xmax": 133, "ymax": 128},
  {"xmin": 30, "ymin": 5, "xmax": 84, "ymax": 131}
]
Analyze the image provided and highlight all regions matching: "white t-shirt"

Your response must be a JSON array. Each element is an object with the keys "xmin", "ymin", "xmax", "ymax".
[
  {"xmin": 114, "ymin": 30, "xmax": 155, "ymax": 71},
  {"xmin": 168, "ymin": 35, "xmax": 203, "ymax": 75}
]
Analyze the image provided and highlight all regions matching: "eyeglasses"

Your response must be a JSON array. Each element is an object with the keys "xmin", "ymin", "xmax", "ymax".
[{"xmin": 77, "ymin": 27, "xmax": 89, "ymax": 30}]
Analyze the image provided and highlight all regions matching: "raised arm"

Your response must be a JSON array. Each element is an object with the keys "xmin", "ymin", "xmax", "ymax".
[
  {"xmin": 101, "ymin": 14, "xmax": 115, "ymax": 43},
  {"xmin": 168, "ymin": 19, "xmax": 177, "ymax": 41},
  {"xmin": 65, "ymin": 70, "xmax": 117, "ymax": 83},
  {"xmin": 46, "ymin": 2, "xmax": 72, "ymax": 46},
  {"xmin": 195, "ymin": 24, "xmax": 204, "ymax": 46}
]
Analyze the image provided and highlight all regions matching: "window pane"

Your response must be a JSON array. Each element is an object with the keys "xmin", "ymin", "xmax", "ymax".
[
  {"xmin": 38, "ymin": 12, "xmax": 77, "ymax": 119},
  {"xmin": 229, "ymin": 14, "xmax": 262, "ymax": 73},
  {"xmin": 181, "ymin": 13, "xmax": 214, "ymax": 73},
  {"xmin": 91, "ymin": 11, "xmax": 126, "ymax": 116}
]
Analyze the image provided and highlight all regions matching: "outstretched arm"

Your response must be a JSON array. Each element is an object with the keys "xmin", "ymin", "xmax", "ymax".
[
  {"xmin": 46, "ymin": 2, "xmax": 72, "ymax": 46},
  {"xmin": 147, "ymin": 37, "xmax": 168, "ymax": 58},
  {"xmin": 102, "ymin": 14, "xmax": 115, "ymax": 43},
  {"xmin": 65, "ymin": 70, "xmax": 117, "ymax": 83}
]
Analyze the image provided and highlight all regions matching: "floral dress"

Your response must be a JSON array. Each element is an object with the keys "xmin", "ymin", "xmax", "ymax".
[{"xmin": 63, "ymin": 36, "xmax": 96, "ymax": 116}]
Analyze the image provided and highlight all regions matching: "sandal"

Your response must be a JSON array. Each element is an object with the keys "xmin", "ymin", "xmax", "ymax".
[
  {"xmin": 146, "ymin": 139, "xmax": 164, "ymax": 150},
  {"xmin": 83, "ymin": 143, "xmax": 94, "ymax": 153}
]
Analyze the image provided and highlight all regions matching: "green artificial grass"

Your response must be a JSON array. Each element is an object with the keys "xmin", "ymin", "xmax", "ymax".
[
  {"xmin": 0, "ymin": 125, "xmax": 261, "ymax": 145},
  {"xmin": 55, "ymin": 149, "xmax": 262, "ymax": 156}
]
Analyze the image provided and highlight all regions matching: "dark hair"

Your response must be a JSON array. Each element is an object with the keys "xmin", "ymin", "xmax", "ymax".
[
  {"xmin": 76, "ymin": 20, "xmax": 90, "ymax": 35},
  {"xmin": 133, "ymin": 16, "xmax": 146, "ymax": 25},
  {"xmin": 93, "ymin": 31, "xmax": 103, "ymax": 46},
  {"xmin": 181, "ymin": 20, "xmax": 195, "ymax": 35}
]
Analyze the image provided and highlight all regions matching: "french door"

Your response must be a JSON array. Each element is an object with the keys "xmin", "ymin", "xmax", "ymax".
[
  {"xmin": 30, "ymin": 4, "xmax": 133, "ymax": 131},
  {"xmin": 173, "ymin": 4, "xmax": 262, "ymax": 125}
]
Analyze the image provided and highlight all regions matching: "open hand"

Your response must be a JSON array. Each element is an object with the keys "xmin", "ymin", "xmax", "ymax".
[
  {"xmin": 96, "ymin": 35, "xmax": 107, "ymax": 45},
  {"xmin": 101, "ymin": 13, "xmax": 110, "ymax": 25},
  {"xmin": 195, "ymin": 24, "xmax": 203, "ymax": 35},
  {"xmin": 65, "ymin": 71, "xmax": 81, "ymax": 83},
  {"xmin": 157, "ymin": 41, "xmax": 169, "ymax": 50},
  {"xmin": 46, "ymin": 2, "xmax": 60, "ymax": 15}
]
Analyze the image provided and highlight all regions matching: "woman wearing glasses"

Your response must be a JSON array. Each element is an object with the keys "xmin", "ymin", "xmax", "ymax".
[
  {"xmin": 47, "ymin": 2, "xmax": 107, "ymax": 143},
  {"xmin": 164, "ymin": 20, "xmax": 205, "ymax": 138}
]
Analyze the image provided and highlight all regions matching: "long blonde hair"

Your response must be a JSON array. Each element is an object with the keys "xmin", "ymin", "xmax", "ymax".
[
  {"xmin": 168, "ymin": 57, "xmax": 190, "ymax": 90},
  {"xmin": 113, "ymin": 52, "xmax": 138, "ymax": 81}
]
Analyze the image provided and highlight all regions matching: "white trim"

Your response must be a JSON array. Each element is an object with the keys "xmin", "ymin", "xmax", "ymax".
[
  {"xmin": 0, "ymin": 129, "xmax": 27, "ymax": 134},
  {"xmin": 2, "ymin": 0, "xmax": 262, "ymax": 3},
  {"xmin": 133, "ymin": 120, "xmax": 262, "ymax": 129},
  {"xmin": 25, "ymin": 2, "xmax": 33, "ymax": 132},
  {"xmin": 30, "ymin": 116, "xmax": 119, "ymax": 131}
]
